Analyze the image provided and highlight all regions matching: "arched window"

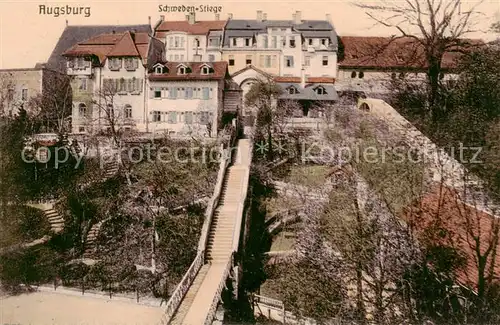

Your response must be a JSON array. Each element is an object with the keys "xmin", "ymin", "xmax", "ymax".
[
  {"xmin": 351, "ymin": 71, "xmax": 357, "ymax": 78},
  {"xmin": 124, "ymin": 104, "xmax": 132, "ymax": 118},
  {"xmin": 359, "ymin": 71, "xmax": 364, "ymax": 79},
  {"xmin": 78, "ymin": 103, "xmax": 87, "ymax": 117}
]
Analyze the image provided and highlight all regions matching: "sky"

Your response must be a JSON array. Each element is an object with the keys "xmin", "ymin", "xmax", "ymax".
[{"xmin": 0, "ymin": 0, "xmax": 499, "ymax": 69}]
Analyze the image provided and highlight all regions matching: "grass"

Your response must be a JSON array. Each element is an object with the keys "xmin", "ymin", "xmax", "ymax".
[
  {"xmin": 270, "ymin": 231, "xmax": 295, "ymax": 251},
  {"xmin": 286, "ymin": 165, "xmax": 329, "ymax": 188}
]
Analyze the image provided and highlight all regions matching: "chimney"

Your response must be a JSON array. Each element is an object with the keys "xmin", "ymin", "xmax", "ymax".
[
  {"xmin": 257, "ymin": 10, "xmax": 263, "ymax": 22},
  {"xmin": 228, "ymin": 13, "xmax": 233, "ymax": 19},
  {"xmin": 292, "ymin": 13, "xmax": 296, "ymax": 23},
  {"xmin": 188, "ymin": 12, "xmax": 196, "ymax": 24},
  {"xmin": 300, "ymin": 67, "xmax": 306, "ymax": 88},
  {"xmin": 215, "ymin": 13, "xmax": 220, "ymax": 20},
  {"xmin": 295, "ymin": 11, "xmax": 302, "ymax": 24},
  {"xmin": 65, "ymin": 19, "xmax": 68, "ymax": 26},
  {"xmin": 186, "ymin": 14, "xmax": 190, "ymax": 21},
  {"xmin": 262, "ymin": 13, "xmax": 267, "ymax": 21},
  {"xmin": 148, "ymin": 16, "xmax": 151, "ymax": 26},
  {"xmin": 326, "ymin": 14, "xmax": 332, "ymax": 22},
  {"xmin": 160, "ymin": 15, "xmax": 165, "ymax": 22}
]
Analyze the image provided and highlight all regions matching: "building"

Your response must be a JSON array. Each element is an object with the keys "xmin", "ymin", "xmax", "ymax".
[
  {"xmin": 222, "ymin": 11, "xmax": 338, "ymax": 78},
  {"xmin": 153, "ymin": 13, "xmax": 226, "ymax": 63},
  {"xmin": 0, "ymin": 65, "xmax": 68, "ymax": 117},
  {"xmin": 62, "ymin": 30, "xmax": 165, "ymax": 134},
  {"xmin": 147, "ymin": 61, "xmax": 241, "ymax": 137},
  {"xmin": 47, "ymin": 22, "xmax": 152, "ymax": 72},
  {"xmin": 337, "ymin": 36, "xmax": 480, "ymax": 96}
]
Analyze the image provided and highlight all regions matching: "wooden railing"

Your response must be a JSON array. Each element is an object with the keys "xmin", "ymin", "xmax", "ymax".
[
  {"xmin": 204, "ymin": 252, "xmax": 234, "ymax": 325},
  {"xmin": 161, "ymin": 251, "xmax": 204, "ymax": 324}
]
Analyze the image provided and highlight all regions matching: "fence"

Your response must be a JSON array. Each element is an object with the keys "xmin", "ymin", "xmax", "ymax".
[{"xmin": 204, "ymin": 253, "xmax": 234, "ymax": 325}]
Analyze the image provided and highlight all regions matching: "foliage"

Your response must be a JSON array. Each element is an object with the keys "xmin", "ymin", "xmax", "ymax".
[{"xmin": 0, "ymin": 205, "xmax": 51, "ymax": 248}]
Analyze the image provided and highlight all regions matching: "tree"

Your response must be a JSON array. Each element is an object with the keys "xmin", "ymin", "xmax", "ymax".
[
  {"xmin": 28, "ymin": 72, "xmax": 72, "ymax": 134},
  {"xmin": 245, "ymin": 77, "xmax": 284, "ymax": 161},
  {"xmin": 356, "ymin": 0, "xmax": 484, "ymax": 121}
]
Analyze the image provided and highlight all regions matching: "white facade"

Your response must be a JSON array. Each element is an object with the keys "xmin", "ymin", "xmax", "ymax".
[
  {"xmin": 147, "ymin": 79, "xmax": 221, "ymax": 137},
  {"xmin": 164, "ymin": 32, "xmax": 222, "ymax": 62},
  {"xmin": 68, "ymin": 56, "xmax": 148, "ymax": 134}
]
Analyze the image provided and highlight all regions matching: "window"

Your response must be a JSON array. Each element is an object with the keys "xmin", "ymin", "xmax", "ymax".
[
  {"xmin": 119, "ymin": 78, "xmax": 126, "ymax": 92},
  {"xmin": 208, "ymin": 54, "xmax": 215, "ymax": 62},
  {"xmin": 246, "ymin": 55, "xmax": 252, "ymax": 65},
  {"xmin": 263, "ymin": 35, "xmax": 268, "ymax": 48},
  {"xmin": 174, "ymin": 54, "xmax": 179, "ymax": 61},
  {"xmin": 167, "ymin": 112, "xmax": 177, "ymax": 123},
  {"xmin": 202, "ymin": 87, "xmax": 210, "ymax": 100},
  {"xmin": 79, "ymin": 78, "xmax": 87, "ymax": 91},
  {"xmin": 228, "ymin": 55, "xmax": 235, "ymax": 66},
  {"xmin": 322, "ymin": 56, "xmax": 328, "ymax": 66},
  {"xmin": 185, "ymin": 111, "xmax": 193, "ymax": 124},
  {"xmin": 78, "ymin": 103, "xmax": 87, "ymax": 117},
  {"xmin": 351, "ymin": 71, "xmax": 357, "ymax": 78},
  {"xmin": 272, "ymin": 36, "xmax": 277, "ymax": 48},
  {"xmin": 199, "ymin": 111, "xmax": 210, "ymax": 124},
  {"xmin": 174, "ymin": 36, "xmax": 180, "ymax": 48},
  {"xmin": 201, "ymin": 66, "xmax": 211, "ymax": 75},
  {"xmin": 288, "ymin": 86, "xmax": 298, "ymax": 94},
  {"xmin": 153, "ymin": 111, "xmax": 161, "ymax": 122},
  {"xmin": 245, "ymin": 38, "xmax": 251, "ymax": 46},
  {"xmin": 308, "ymin": 38, "xmax": 313, "ymax": 46},
  {"xmin": 155, "ymin": 66, "xmax": 163, "ymax": 74},
  {"xmin": 194, "ymin": 38, "xmax": 200, "ymax": 48},
  {"xmin": 232, "ymin": 38, "xmax": 237, "ymax": 46},
  {"xmin": 285, "ymin": 56, "xmax": 294, "ymax": 68},
  {"xmin": 391, "ymin": 72, "xmax": 397, "ymax": 79},
  {"xmin": 108, "ymin": 58, "xmax": 122, "ymax": 70},
  {"xmin": 169, "ymin": 87, "xmax": 178, "ymax": 99},
  {"xmin": 21, "ymin": 88, "xmax": 28, "ymax": 100},
  {"xmin": 168, "ymin": 37, "xmax": 173, "ymax": 47},
  {"xmin": 185, "ymin": 87, "xmax": 193, "ymax": 98},
  {"xmin": 124, "ymin": 105, "xmax": 132, "ymax": 118},
  {"xmin": 265, "ymin": 55, "xmax": 272, "ymax": 68},
  {"xmin": 321, "ymin": 39, "xmax": 326, "ymax": 45},
  {"xmin": 180, "ymin": 55, "xmax": 184, "ymax": 61},
  {"xmin": 289, "ymin": 37, "xmax": 295, "ymax": 48},
  {"xmin": 154, "ymin": 88, "xmax": 162, "ymax": 98},
  {"xmin": 79, "ymin": 127, "xmax": 86, "ymax": 133},
  {"xmin": 124, "ymin": 58, "xmax": 138, "ymax": 70},
  {"xmin": 178, "ymin": 66, "xmax": 187, "ymax": 74},
  {"xmin": 359, "ymin": 71, "xmax": 365, "ymax": 79},
  {"xmin": 315, "ymin": 86, "xmax": 326, "ymax": 95},
  {"xmin": 304, "ymin": 56, "xmax": 311, "ymax": 67},
  {"xmin": 208, "ymin": 37, "xmax": 220, "ymax": 47}
]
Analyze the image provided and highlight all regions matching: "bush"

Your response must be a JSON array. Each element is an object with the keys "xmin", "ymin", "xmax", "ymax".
[{"xmin": 0, "ymin": 204, "xmax": 51, "ymax": 248}]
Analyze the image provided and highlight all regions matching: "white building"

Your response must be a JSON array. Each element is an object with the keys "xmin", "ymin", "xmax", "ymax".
[
  {"xmin": 222, "ymin": 11, "xmax": 338, "ymax": 78},
  {"xmin": 62, "ymin": 31, "xmax": 165, "ymax": 134},
  {"xmin": 147, "ymin": 61, "xmax": 241, "ymax": 137},
  {"xmin": 154, "ymin": 13, "xmax": 226, "ymax": 63}
]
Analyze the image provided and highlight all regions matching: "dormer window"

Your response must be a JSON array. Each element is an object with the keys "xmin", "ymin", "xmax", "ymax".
[
  {"xmin": 288, "ymin": 86, "xmax": 299, "ymax": 94},
  {"xmin": 179, "ymin": 67, "xmax": 186, "ymax": 74},
  {"xmin": 154, "ymin": 64, "xmax": 168, "ymax": 74},
  {"xmin": 314, "ymin": 86, "xmax": 326, "ymax": 95},
  {"xmin": 201, "ymin": 65, "xmax": 213, "ymax": 75},
  {"xmin": 177, "ymin": 64, "xmax": 191, "ymax": 75}
]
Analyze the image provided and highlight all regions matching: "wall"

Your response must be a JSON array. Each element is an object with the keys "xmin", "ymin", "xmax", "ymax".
[
  {"xmin": 0, "ymin": 69, "xmax": 43, "ymax": 115},
  {"xmin": 223, "ymin": 50, "xmax": 281, "ymax": 75},
  {"xmin": 163, "ymin": 32, "xmax": 222, "ymax": 62}
]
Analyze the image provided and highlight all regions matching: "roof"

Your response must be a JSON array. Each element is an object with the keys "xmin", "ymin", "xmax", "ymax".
[
  {"xmin": 274, "ymin": 76, "xmax": 335, "ymax": 84},
  {"xmin": 154, "ymin": 20, "xmax": 226, "ymax": 36},
  {"xmin": 223, "ymin": 19, "xmax": 338, "ymax": 48},
  {"xmin": 47, "ymin": 24, "xmax": 152, "ymax": 71},
  {"xmin": 63, "ymin": 31, "xmax": 154, "ymax": 65},
  {"xmin": 402, "ymin": 183, "xmax": 500, "ymax": 292},
  {"xmin": 148, "ymin": 61, "xmax": 229, "ymax": 81},
  {"xmin": 339, "ymin": 36, "xmax": 483, "ymax": 70},
  {"xmin": 277, "ymin": 82, "xmax": 338, "ymax": 101}
]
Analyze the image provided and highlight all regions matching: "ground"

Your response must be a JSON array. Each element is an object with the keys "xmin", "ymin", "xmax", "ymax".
[{"xmin": 0, "ymin": 291, "xmax": 164, "ymax": 325}]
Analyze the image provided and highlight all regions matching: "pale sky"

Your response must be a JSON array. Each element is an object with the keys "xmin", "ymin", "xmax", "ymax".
[{"xmin": 0, "ymin": 0, "xmax": 499, "ymax": 69}]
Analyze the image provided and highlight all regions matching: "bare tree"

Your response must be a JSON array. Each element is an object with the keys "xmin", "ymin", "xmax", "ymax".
[{"xmin": 355, "ymin": 0, "xmax": 484, "ymax": 120}]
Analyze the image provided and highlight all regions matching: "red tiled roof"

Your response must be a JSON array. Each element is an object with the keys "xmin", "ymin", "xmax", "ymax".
[
  {"xmin": 62, "ymin": 31, "xmax": 151, "ymax": 64},
  {"xmin": 339, "ymin": 36, "xmax": 483, "ymax": 70},
  {"xmin": 402, "ymin": 183, "xmax": 500, "ymax": 292},
  {"xmin": 155, "ymin": 20, "xmax": 226, "ymax": 36},
  {"xmin": 148, "ymin": 61, "xmax": 228, "ymax": 81},
  {"xmin": 273, "ymin": 76, "xmax": 335, "ymax": 84}
]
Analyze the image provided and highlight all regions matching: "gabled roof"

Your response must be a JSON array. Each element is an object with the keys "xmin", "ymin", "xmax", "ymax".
[
  {"xmin": 47, "ymin": 24, "xmax": 152, "ymax": 71},
  {"xmin": 277, "ymin": 82, "xmax": 338, "ymax": 101},
  {"xmin": 230, "ymin": 65, "xmax": 272, "ymax": 79},
  {"xmin": 148, "ymin": 61, "xmax": 229, "ymax": 81},
  {"xmin": 154, "ymin": 20, "xmax": 226, "ymax": 36},
  {"xmin": 63, "ymin": 31, "xmax": 156, "ymax": 65},
  {"xmin": 339, "ymin": 36, "xmax": 484, "ymax": 70},
  {"xmin": 402, "ymin": 183, "xmax": 500, "ymax": 292}
]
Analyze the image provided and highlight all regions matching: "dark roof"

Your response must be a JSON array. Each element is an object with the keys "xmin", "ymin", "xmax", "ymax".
[
  {"xmin": 277, "ymin": 82, "xmax": 338, "ymax": 101},
  {"xmin": 223, "ymin": 19, "xmax": 338, "ymax": 48},
  {"xmin": 47, "ymin": 24, "xmax": 152, "ymax": 71},
  {"xmin": 339, "ymin": 36, "xmax": 484, "ymax": 70},
  {"xmin": 274, "ymin": 76, "xmax": 335, "ymax": 84},
  {"xmin": 148, "ymin": 61, "xmax": 229, "ymax": 81}
]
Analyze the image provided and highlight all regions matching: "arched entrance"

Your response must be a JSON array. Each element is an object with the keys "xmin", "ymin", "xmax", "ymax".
[{"xmin": 239, "ymin": 78, "xmax": 258, "ymax": 126}]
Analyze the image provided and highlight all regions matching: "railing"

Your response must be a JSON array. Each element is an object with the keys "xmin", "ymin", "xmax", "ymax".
[
  {"xmin": 197, "ymin": 144, "xmax": 231, "ymax": 253},
  {"xmin": 161, "ymin": 251, "xmax": 204, "ymax": 324},
  {"xmin": 204, "ymin": 252, "xmax": 234, "ymax": 325},
  {"xmin": 254, "ymin": 294, "xmax": 284, "ymax": 309}
]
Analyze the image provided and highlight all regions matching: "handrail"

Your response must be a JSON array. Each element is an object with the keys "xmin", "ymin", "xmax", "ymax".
[
  {"xmin": 161, "ymin": 251, "xmax": 204, "ymax": 324},
  {"xmin": 197, "ymin": 144, "xmax": 231, "ymax": 253},
  {"xmin": 204, "ymin": 253, "xmax": 234, "ymax": 325},
  {"xmin": 254, "ymin": 294, "xmax": 285, "ymax": 309}
]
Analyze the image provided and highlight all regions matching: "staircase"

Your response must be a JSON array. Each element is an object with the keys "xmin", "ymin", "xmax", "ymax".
[
  {"xmin": 103, "ymin": 159, "xmax": 119, "ymax": 180},
  {"xmin": 83, "ymin": 221, "xmax": 103, "ymax": 258},
  {"xmin": 164, "ymin": 139, "xmax": 252, "ymax": 325},
  {"xmin": 43, "ymin": 207, "xmax": 65, "ymax": 233}
]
